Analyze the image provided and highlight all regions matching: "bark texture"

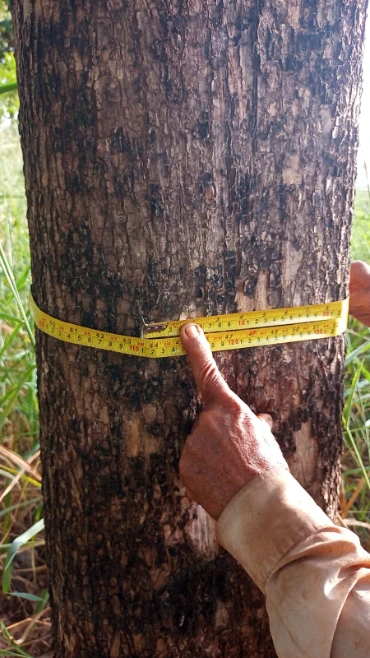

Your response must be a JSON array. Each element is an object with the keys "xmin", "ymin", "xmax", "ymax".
[{"xmin": 13, "ymin": 1, "xmax": 367, "ymax": 656}]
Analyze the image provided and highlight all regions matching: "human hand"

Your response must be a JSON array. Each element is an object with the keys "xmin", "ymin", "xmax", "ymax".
[
  {"xmin": 349, "ymin": 261, "xmax": 370, "ymax": 327},
  {"xmin": 179, "ymin": 324, "xmax": 288, "ymax": 520}
]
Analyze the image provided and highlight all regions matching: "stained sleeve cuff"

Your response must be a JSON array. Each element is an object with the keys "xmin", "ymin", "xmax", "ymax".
[{"xmin": 216, "ymin": 467, "xmax": 334, "ymax": 592}]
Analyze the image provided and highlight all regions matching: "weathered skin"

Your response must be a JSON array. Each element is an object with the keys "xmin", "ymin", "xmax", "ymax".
[
  {"xmin": 349, "ymin": 261, "xmax": 370, "ymax": 327},
  {"xmin": 178, "ymin": 322, "xmax": 288, "ymax": 520}
]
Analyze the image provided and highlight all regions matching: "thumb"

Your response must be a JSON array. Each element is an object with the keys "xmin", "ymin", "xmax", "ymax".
[
  {"xmin": 349, "ymin": 261, "xmax": 370, "ymax": 294},
  {"xmin": 349, "ymin": 261, "xmax": 370, "ymax": 327},
  {"xmin": 180, "ymin": 323, "xmax": 231, "ymax": 406}
]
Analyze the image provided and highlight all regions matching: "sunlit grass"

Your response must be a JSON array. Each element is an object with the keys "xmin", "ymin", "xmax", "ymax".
[
  {"xmin": 351, "ymin": 188, "xmax": 370, "ymax": 262},
  {"xmin": 0, "ymin": 124, "xmax": 48, "ymax": 657}
]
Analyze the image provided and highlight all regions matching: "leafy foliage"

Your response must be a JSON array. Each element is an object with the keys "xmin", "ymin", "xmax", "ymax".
[
  {"xmin": 0, "ymin": 3, "xmax": 18, "ymax": 119},
  {"xmin": 0, "ymin": 52, "xmax": 18, "ymax": 118},
  {"xmin": 0, "ymin": 0, "xmax": 13, "ymax": 62}
]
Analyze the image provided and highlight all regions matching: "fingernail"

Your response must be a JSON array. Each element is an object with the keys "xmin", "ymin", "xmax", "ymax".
[
  {"xmin": 184, "ymin": 323, "xmax": 201, "ymax": 339},
  {"xmin": 258, "ymin": 413, "xmax": 273, "ymax": 430}
]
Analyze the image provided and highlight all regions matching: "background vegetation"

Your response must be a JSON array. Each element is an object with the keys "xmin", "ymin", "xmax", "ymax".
[{"xmin": 0, "ymin": 2, "xmax": 369, "ymax": 653}]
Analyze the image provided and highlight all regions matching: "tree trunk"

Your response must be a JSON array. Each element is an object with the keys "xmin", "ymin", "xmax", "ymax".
[{"xmin": 13, "ymin": 1, "xmax": 367, "ymax": 656}]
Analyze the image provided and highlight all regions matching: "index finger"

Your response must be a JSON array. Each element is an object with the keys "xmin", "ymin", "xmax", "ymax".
[{"xmin": 179, "ymin": 323, "xmax": 232, "ymax": 407}]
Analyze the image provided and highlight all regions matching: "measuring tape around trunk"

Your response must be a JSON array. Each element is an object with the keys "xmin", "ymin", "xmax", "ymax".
[{"xmin": 29, "ymin": 293, "xmax": 348, "ymax": 359}]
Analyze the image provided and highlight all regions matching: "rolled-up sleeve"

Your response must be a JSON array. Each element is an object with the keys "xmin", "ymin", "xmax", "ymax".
[{"xmin": 217, "ymin": 468, "xmax": 370, "ymax": 658}]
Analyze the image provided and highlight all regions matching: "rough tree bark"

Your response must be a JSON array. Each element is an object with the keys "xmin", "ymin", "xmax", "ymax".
[{"xmin": 13, "ymin": 1, "xmax": 367, "ymax": 656}]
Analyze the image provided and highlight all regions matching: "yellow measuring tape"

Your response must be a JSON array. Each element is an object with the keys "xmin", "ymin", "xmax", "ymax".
[{"xmin": 29, "ymin": 293, "xmax": 348, "ymax": 359}]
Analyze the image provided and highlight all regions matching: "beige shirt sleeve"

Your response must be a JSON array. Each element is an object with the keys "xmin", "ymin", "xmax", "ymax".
[{"xmin": 217, "ymin": 468, "xmax": 370, "ymax": 658}]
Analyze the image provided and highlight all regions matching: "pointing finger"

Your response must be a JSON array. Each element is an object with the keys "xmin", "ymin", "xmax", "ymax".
[
  {"xmin": 180, "ymin": 323, "xmax": 231, "ymax": 407},
  {"xmin": 257, "ymin": 413, "xmax": 273, "ymax": 431}
]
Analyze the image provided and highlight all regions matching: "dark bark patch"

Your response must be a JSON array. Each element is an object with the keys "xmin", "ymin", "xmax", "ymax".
[
  {"xmin": 111, "ymin": 127, "xmax": 132, "ymax": 154},
  {"xmin": 196, "ymin": 111, "xmax": 210, "ymax": 140}
]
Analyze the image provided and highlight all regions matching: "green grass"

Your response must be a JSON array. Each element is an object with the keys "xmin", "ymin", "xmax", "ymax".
[
  {"xmin": 351, "ymin": 189, "xmax": 370, "ymax": 262},
  {"xmin": 0, "ymin": 121, "xmax": 369, "ymax": 653},
  {"xmin": 0, "ymin": 124, "xmax": 47, "ymax": 656},
  {"xmin": 0, "ymin": 52, "xmax": 18, "ymax": 119},
  {"xmin": 343, "ymin": 183, "xmax": 370, "ymax": 547}
]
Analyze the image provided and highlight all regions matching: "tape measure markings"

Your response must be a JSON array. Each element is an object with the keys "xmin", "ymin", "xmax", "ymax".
[
  {"xmin": 145, "ymin": 298, "xmax": 347, "ymax": 338},
  {"xmin": 29, "ymin": 294, "xmax": 348, "ymax": 359}
]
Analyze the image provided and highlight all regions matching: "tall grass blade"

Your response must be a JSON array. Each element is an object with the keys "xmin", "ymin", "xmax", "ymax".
[
  {"xmin": 2, "ymin": 519, "xmax": 45, "ymax": 594},
  {"xmin": 0, "ymin": 82, "xmax": 17, "ymax": 95},
  {"xmin": 9, "ymin": 592, "xmax": 45, "ymax": 603},
  {"xmin": 0, "ymin": 244, "xmax": 34, "ymax": 348}
]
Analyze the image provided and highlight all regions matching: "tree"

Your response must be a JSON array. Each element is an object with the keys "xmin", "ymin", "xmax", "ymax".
[{"xmin": 12, "ymin": 1, "xmax": 368, "ymax": 656}]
